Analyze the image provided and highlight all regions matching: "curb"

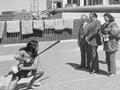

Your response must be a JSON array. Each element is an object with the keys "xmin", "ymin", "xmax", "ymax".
[
  {"xmin": 2, "ymin": 39, "xmax": 77, "ymax": 47},
  {"xmin": 1, "ymin": 39, "xmax": 120, "ymax": 47}
]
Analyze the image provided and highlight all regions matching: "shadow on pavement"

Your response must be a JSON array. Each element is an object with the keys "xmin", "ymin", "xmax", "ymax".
[
  {"xmin": 66, "ymin": 63, "xmax": 88, "ymax": 72},
  {"xmin": 96, "ymin": 69, "xmax": 108, "ymax": 76},
  {"xmin": 0, "ymin": 83, "xmax": 28, "ymax": 90},
  {"xmin": 14, "ymin": 77, "xmax": 50, "ymax": 90},
  {"xmin": 15, "ymin": 83, "xmax": 28, "ymax": 90},
  {"xmin": 66, "ymin": 62, "xmax": 79, "ymax": 68},
  {"xmin": 37, "ymin": 76, "xmax": 50, "ymax": 82},
  {"xmin": 66, "ymin": 62, "xmax": 108, "ymax": 76}
]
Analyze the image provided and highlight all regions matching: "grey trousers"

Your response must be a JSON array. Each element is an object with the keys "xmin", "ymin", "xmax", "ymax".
[
  {"xmin": 105, "ymin": 51, "xmax": 116, "ymax": 74},
  {"xmin": 80, "ymin": 44, "xmax": 86, "ymax": 67},
  {"xmin": 90, "ymin": 46, "xmax": 99, "ymax": 71}
]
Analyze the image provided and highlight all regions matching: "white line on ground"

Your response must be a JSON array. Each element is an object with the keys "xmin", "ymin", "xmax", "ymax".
[
  {"xmin": 60, "ymin": 39, "xmax": 77, "ymax": 43},
  {"xmin": 40, "ymin": 70, "xmax": 120, "ymax": 88},
  {"xmin": 2, "ymin": 43, "xmax": 26, "ymax": 47},
  {"xmin": 1, "ymin": 70, "xmax": 120, "ymax": 88},
  {"xmin": 40, "ymin": 75, "xmax": 102, "ymax": 88},
  {"xmin": 0, "ymin": 54, "xmax": 15, "ymax": 62},
  {"xmin": 2, "ymin": 39, "xmax": 77, "ymax": 47},
  {"xmin": 1, "ymin": 39, "xmax": 120, "ymax": 48}
]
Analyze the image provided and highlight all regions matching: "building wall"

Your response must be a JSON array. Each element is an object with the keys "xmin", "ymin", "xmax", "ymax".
[
  {"xmin": 46, "ymin": 0, "xmax": 120, "ymax": 26},
  {"xmin": 0, "ymin": 11, "xmax": 16, "ymax": 21},
  {"xmin": 46, "ymin": 0, "xmax": 52, "ymax": 9},
  {"xmin": 47, "ymin": 0, "xmax": 120, "ymax": 8},
  {"xmin": 19, "ymin": 10, "xmax": 32, "ymax": 20},
  {"xmin": 63, "ymin": 0, "xmax": 67, "ymax": 7},
  {"xmin": 65, "ymin": 0, "xmax": 120, "ymax": 6},
  {"xmin": 109, "ymin": 0, "xmax": 120, "ymax": 4},
  {"xmin": 61, "ymin": 0, "xmax": 120, "ymax": 20},
  {"xmin": 0, "ymin": 10, "xmax": 32, "ymax": 21}
]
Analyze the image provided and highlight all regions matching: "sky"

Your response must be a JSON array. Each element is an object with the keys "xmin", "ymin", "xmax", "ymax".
[{"xmin": 0, "ymin": 0, "xmax": 46, "ymax": 14}]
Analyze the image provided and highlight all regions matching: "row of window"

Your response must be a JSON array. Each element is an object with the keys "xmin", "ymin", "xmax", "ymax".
[{"xmin": 67, "ymin": 0, "xmax": 120, "ymax": 6}]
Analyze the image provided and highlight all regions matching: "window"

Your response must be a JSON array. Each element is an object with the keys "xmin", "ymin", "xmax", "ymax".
[
  {"xmin": 109, "ymin": 0, "xmax": 120, "ymax": 4},
  {"xmin": 73, "ymin": 0, "xmax": 77, "ymax": 4},
  {"xmin": 67, "ymin": 0, "xmax": 71, "ymax": 4},
  {"xmin": 93, "ymin": 0, "xmax": 103, "ymax": 5},
  {"xmin": 84, "ymin": 0, "xmax": 103, "ymax": 6},
  {"xmin": 57, "ymin": 2, "xmax": 62, "ymax": 8},
  {"xmin": 67, "ymin": 0, "xmax": 79, "ymax": 6}
]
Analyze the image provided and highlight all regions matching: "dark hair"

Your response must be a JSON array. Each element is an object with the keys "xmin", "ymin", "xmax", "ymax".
[
  {"xmin": 89, "ymin": 12, "xmax": 98, "ymax": 18},
  {"xmin": 103, "ymin": 13, "xmax": 114, "ymax": 22},
  {"xmin": 20, "ymin": 40, "xmax": 38, "ymax": 58}
]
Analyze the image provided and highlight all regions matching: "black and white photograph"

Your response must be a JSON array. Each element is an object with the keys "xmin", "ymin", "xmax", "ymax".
[{"xmin": 0, "ymin": 0, "xmax": 120, "ymax": 90}]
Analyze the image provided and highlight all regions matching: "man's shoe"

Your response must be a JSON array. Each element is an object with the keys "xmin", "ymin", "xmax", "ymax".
[
  {"xmin": 89, "ymin": 69, "xmax": 93, "ymax": 72},
  {"xmin": 89, "ymin": 69, "xmax": 94, "ymax": 74},
  {"xmin": 95, "ymin": 71, "xmax": 99, "ymax": 73},
  {"xmin": 89, "ymin": 71, "xmax": 95, "ymax": 74},
  {"xmin": 89, "ymin": 69, "xmax": 99, "ymax": 74},
  {"xmin": 85, "ymin": 66, "xmax": 90, "ymax": 69}
]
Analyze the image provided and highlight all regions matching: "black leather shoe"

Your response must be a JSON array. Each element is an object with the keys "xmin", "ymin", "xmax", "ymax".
[
  {"xmin": 85, "ymin": 66, "xmax": 90, "ymax": 69},
  {"xmin": 95, "ymin": 71, "xmax": 99, "ymax": 73},
  {"xmin": 89, "ymin": 69, "xmax": 94, "ymax": 74},
  {"xmin": 89, "ymin": 69, "xmax": 99, "ymax": 74},
  {"xmin": 89, "ymin": 71, "xmax": 94, "ymax": 74},
  {"xmin": 89, "ymin": 69, "xmax": 93, "ymax": 72}
]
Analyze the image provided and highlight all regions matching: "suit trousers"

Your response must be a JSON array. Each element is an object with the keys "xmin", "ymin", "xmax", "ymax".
[
  {"xmin": 89, "ymin": 46, "xmax": 99, "ymax": 71},
  {"xmin": 80, "ymin": 44, "xmax": 86, "ymax": 67},
  {"xmin": 85, "ymin": 43, "xmax": 91, "ymax": 68},
  {"xmin": 105, "ymin": 51, "xmax": 116, "ymax": 74}
]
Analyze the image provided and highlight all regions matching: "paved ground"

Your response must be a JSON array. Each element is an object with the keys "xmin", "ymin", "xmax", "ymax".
[{"xmin": 0, "ymin": 39, "xmax": 120, "ymax": 90}]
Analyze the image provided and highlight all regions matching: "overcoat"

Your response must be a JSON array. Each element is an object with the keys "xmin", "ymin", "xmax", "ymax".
[{"xmin": 102, "ymin": 22, "xmax": 120, "ymax": 52}]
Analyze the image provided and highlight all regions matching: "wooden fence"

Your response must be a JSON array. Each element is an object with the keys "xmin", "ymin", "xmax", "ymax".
[{"xmin": 0, "ymin": 19, "xmax": 82, "ymax": 44}]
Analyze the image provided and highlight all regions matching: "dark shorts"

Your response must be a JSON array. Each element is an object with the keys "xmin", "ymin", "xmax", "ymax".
[{"xmin": 15, "ymin": 70, "xmax": 31, "ymax": 80}]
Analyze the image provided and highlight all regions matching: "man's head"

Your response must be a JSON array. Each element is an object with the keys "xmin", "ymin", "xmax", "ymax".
[
  {"xmin": 81, "ymin": 14, "xmax": 88, "ymax": 23},
  {"xmin": 89, "ymin": 12, "xmax": 97, "ymax": 22}
]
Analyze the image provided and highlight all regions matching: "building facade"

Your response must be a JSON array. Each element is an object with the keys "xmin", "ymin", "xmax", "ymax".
[
  {"xmin": 19, "ymin": 9, "xmax": 32, "ymax": 20},
  {"xmin": 65, "ymin": 0, "xmax": 120, "ymax": 6},
  {"xmin": 46, "ymin": 0, "xmax": 120, "ymax": 8},
  {"xmin": 0, "ymin": 11, "xmax": 19, "ymax": 21},
  {"xmin": 0, "ymin": 10, "xmax": 32, "ymax": 21},
  {"xmin": 46, "ymin": 0, "xmax": 120, "ymax": 20},
  {"xmin": 46, "ymin": 0, "xmax": 63, "ymax": 9}
]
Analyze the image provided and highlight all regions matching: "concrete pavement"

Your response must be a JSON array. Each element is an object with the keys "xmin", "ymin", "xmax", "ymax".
[{"xmin": 0, "ymin": 39, "xmax": 120, "ymax": 90}]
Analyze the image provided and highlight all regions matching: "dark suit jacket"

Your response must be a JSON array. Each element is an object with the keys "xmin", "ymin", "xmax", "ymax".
[
  {"xmin": 78, "ymin": 22, "xmax": 89, "ymax": 45},
  {"xmin": 86, "ymin": 19, "xmax": 102, "ymax": 46}
]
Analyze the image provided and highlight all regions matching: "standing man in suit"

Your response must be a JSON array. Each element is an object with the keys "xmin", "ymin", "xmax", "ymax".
[
  {"xmin": 86, "ymin": 13, "xmax": 102, "ymax": 74},
  {"xmin": 77, "ymin": 14, "xmax": 90, "ymax": 69}
]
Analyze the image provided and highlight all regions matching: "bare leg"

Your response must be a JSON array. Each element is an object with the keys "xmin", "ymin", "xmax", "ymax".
[
  {"xmin": 8, "ymin": 74, "xmax": 19, "ymax": 90},
  {"xmin": 27, "ymin": 69, "xmax": 44, "ymax": 88}
]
